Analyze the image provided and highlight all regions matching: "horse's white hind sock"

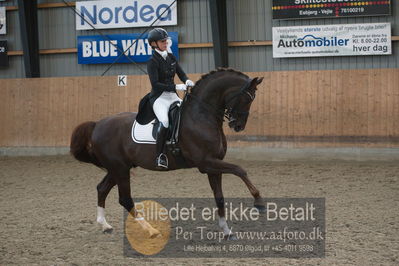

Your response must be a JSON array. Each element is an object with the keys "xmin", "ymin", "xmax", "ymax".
[{"xmin": 219, "ymin": 217, "xmax": 232, "ymax": 235}]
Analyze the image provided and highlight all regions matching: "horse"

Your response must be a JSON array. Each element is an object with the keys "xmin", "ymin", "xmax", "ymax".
[{"xmin": 70, "ymin": 68, "xmax": 264, "ymax": 238}]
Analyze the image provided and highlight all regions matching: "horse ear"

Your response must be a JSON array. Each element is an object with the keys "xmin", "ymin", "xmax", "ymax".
[
  {"xmin": 249, "ymin": 77, "xmax": 263, "ymax": 88},
  {"xmin": 249, "ymin": 77, "xmax": 258, "ymax": 88}
]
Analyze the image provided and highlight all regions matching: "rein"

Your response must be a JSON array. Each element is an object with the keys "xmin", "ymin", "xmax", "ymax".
[{"xmin": 186, "ymin": 79, "xmax": 254, "ymax": 123}]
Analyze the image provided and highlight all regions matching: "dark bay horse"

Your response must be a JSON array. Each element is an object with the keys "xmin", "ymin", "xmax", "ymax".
[{"xmin": 70, "ymin": 68, "xmax": 264, "ymax": 236}]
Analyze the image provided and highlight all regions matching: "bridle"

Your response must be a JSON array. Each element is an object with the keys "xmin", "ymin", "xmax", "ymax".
[
  {"xmin": 223, "ymin": 80, "xmax": 255, "ymax": 122},
  {"xmin": 186, "ymin": 79, "xmax": 255, "ymax": 123}
]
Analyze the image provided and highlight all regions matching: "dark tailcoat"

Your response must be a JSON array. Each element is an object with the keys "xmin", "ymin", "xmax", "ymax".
[{"xmin": 136, "ymin": 52, "xmax": 188, "ymax": 124}]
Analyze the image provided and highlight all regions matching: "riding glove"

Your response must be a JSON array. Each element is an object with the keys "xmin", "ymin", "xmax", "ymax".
[
  {"xmin": 185, "ymin": 80, "xmax": 195, "ymax": 87},
  {"xmin": 175, "ymin": 84, "xmax": 187, "ymax": 91}
]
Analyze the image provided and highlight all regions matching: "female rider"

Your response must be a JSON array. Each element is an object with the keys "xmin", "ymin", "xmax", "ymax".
[{"xmin": 145, "ymin": 28, "xmax": 194, "ymax": 169}]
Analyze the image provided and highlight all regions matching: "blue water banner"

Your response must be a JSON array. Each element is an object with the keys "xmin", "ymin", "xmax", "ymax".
[{"xmin": 77, "ymin": 32, "xmax": 178, "ymax": 64}]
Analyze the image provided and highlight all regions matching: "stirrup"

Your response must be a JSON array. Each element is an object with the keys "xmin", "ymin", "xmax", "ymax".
[{"xmin": 156, "ymin": 153, "xmax": 168, "ymax": 169}]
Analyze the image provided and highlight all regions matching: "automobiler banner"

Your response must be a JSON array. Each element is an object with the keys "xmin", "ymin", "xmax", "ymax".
[
  {"xmin": 273, "ymin": 23, "xmax": 391, "ymax": 58},
  {"xmin": 77, "ymin": 32, "xmax": 178, "ymax": 64},
  {"xmin": 272, "ymin": 0, "xmax": 391, "ymax": 20}
]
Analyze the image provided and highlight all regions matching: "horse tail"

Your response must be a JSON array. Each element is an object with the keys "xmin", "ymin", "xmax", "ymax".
[{"xmin": 70, "ymin": 121, "xmax": 103, "ymax": 168}]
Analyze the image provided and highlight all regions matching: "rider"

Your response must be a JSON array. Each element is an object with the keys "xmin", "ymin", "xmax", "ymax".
[{"xmin": 147, "ymin": 28, "xmax": 194, "ymax": 169}]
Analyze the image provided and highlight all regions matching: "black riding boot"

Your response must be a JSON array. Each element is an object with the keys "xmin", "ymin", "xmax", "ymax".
[{"xmin": 155, "ymin": 124, "xmax": 168, "ymax": 169}]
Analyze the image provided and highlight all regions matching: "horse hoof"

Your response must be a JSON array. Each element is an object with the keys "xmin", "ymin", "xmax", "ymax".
[
  {"xmin": 102, "ymin": 227, "xmax": 113, "ymax": 233},
  {"xmin": 224, "ymin": 234, "xmax": 238, "ymax": 241},
  {"xmin": 149, "ymin": 229, "xmax": 161, "ymax": 239},
  {"xmin": 254, "ymin": 204, "xmax": 266, "ymax": 213}
]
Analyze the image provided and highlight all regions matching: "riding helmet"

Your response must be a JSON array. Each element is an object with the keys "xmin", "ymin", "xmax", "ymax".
[{"xmin": 148, "ymin": 28, "xmax": 169, "ymax": 44}]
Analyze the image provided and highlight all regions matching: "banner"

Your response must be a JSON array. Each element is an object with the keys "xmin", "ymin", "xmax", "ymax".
[
  {"xmin": 273, "ymin": 23, "xmax": 391, "ymax": 58},
  {"xmin": 76, "ymin": 0, "xmax": 177, "ymax": 30},
  {"xmin": 77, "ymin": 32, "xmax": 178, "ymax": 64},
  {"xmin": 0, "ymin": 40, "xmax": 8, "ymax": 67},
  {"xmin": 0, "ymin": 7, "xmax": 6, "ymax": 35},
  {"xmin": 272, "ymin": 0, "xmax": 391, "ymax": 20}
]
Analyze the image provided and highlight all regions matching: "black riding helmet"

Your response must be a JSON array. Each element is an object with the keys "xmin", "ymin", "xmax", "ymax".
[{"xmin": 148, "ymin": 28, "xmax": 169, "ymax": 47}]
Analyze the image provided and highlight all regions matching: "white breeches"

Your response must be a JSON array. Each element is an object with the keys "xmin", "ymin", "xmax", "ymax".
[{"xmin": 153, "ymin": 91, "xmax": 182, "ymax": 128}]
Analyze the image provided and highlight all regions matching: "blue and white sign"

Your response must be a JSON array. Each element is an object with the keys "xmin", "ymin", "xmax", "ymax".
[
  {"xmin": 77, "ymin": 32, "xmax": 178, "ymax": 64},
  {"xmin": 273, "ymin": 23, "xmax": 391, "ymax": 58},
  {"xmin": 76, "ymin": 0, "xmax": 177, "ymax": 30}
]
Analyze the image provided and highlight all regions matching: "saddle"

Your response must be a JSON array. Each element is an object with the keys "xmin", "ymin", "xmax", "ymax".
[{"xmin": 132, "ymin": 100, "xmax": 185, "ymax": 156}]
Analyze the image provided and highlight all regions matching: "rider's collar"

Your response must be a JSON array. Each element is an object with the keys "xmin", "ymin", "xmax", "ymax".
[{"xmin": 155, "ymin": 49, "xmax": 168, "ymax": 60}]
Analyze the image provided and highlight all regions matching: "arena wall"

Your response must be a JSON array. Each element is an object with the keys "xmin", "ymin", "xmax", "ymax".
[
  {"xmin": 1, "ymin": 1, "xmax": 398, "ymax": 148},
  {"xmin": 1, "ymin": 68, "xmax": 398, "ymax": 148}
]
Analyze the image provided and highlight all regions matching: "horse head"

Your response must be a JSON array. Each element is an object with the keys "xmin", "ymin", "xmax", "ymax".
[
  {"xmin": 189, "ymin": 68, "xmax": 263, "ymax": 132},
  {"xmin": 225, "ymin": 76, "xmax": 264, "ymax": 132}
]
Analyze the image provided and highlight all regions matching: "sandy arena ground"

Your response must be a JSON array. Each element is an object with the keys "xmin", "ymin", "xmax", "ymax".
[{"xmin": 0, "ymin": 153, "xmax": 398, "ymax": 265}]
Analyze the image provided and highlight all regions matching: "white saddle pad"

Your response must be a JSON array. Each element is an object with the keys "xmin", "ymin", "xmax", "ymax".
[{"xmin": 131, "ymin": 119, "xmax": 157, "ymax": 144}]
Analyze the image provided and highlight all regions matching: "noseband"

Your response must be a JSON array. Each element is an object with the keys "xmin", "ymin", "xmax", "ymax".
[{"xmin": 224, "ymin": 80, "xmax": 255, "ymax": 122}]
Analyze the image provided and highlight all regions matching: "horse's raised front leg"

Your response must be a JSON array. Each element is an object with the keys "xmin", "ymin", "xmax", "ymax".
[
  {"xmin": 207, "ymin": 173, "xmax": 235, "ymax": 239},
  {"xmin": 199, "ymin": 158, "xmax": 265, "ymax": 211},
  {"xmin": 96, "ymin": 173, "xmax": 116, "ymax": 232}
]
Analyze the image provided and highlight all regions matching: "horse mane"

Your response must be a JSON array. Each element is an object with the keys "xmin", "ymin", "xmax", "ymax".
[{"xmin": 192, "ymin": 68, "xmax": 249, "ymax": 92}]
